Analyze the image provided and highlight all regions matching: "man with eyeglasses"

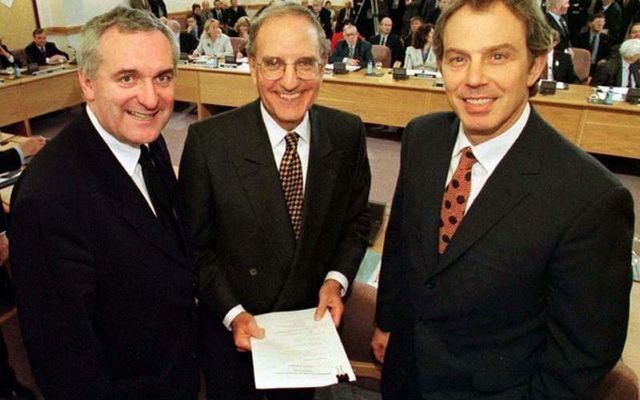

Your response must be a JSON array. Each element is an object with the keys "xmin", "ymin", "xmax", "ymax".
[{"xmin": 179, "ymin": 3, "xmax": 371, "ymax": 400}]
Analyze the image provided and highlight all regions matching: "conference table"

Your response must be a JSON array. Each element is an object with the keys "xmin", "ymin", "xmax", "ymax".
[
  {"xmin": 175, "ymin": 63, "xmax": 640, "ymax": 160},
  {"xmin": 0, "ymin": 67, "xmax": 83, "ymax": 136}
]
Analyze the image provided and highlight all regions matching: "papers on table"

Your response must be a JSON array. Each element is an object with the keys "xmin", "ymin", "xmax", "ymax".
[
  {"xmin": 325, "ymin": 63, "xmax": 361, "ymax": 72},
  {"xmin": 596, "ymin": 86, "xmax": 629, "ymax": 102},
  {"xmin": 251, "ymin": 308, "xmax": 355, "ymax": 389},
  {"xmin": 406, "ymin": 68, "xmax": 442, "ymax": 78}
]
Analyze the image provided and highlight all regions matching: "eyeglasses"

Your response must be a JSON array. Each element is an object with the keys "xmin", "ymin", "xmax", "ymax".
[{"xmin": 255, "ymin": 57, "xmax": 323, "ymax": 80}]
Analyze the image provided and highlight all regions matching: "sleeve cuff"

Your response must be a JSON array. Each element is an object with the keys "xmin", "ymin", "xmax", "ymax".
[
  {"xmin": 222, "ymin": 304, "xmax": 246, "ymax": 331},
  {"xmin": 325, "ymin": 271, "xmax": 348, "ymax": 297},
  {"xmin": 13, "ymin": 147, "xmax": 25, "ymax": 164}
]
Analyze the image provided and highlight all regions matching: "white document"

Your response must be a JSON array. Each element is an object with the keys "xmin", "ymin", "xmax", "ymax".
[{"xmin": 251, "ymin": 308, "xmax": 355, "ymax": 389}]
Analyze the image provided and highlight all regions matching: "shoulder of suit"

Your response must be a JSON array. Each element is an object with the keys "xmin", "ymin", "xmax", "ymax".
[{"xmin": 310, "ymin": 104, "xmax": 362, "ymax": 126}]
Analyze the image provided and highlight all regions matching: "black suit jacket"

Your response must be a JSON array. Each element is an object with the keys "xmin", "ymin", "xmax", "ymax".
[
  {"xmin": 336, "ymin": 6, "xmax": 357, "ymax": 22},
  {"xmin": 545, "ymin": 12, "xmax": 572, "ymax": 51},
  {"xmin": 149, "ymin": 0, "xmax": 168, "ymax": 18},
  {"xmin": 9, "ymin": 110, "xmax": 198, "ymax": 400},
  {"xmin": 330, "ymin": 39, "xmax": 375, "ymax": 65},
  {"xmin": 599, "ymin": 1, "xmax": 624, "ymax": 44},
  {"xmin": 369, "ymin": 33, "xmax": 404, "ymax": 64},
  {"xmin": 551, "ymin": 50, "xmax": 580, "ymax": 83},
  {"xmin": 24, "ymin": 41, "xmax": 69, "ymax": 66},
  {"xmin": 573, "ymin": 31, "xmax": 611, "ymax": 66},
  {"xmin": 223, "ymin": 6, "xmax": 247, "ymax": 26},
  {"xmin": 376, "ymin": 110, "xmax": 633, "ymax": 399},
  {"xmin": 0, "ymin": 148, "xmax": 21, "ymax": 232},
  {"xmin": 592, "ymin": 55, "xmax": 640, "ymax": 87},
  {"xmin": 179, "ymin": 33, "xmax": 199, "ymax": 54},
  {"xmin": 0, "ymin": 44, "xmax": 21, "ymax": 69}
]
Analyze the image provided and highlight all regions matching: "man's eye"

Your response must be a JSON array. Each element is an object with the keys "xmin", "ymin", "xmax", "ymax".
[
  {"xmin": 157, "ymin": 74, "xmax": 173, "ymax": 84},
  {"xmin": 120, "ymin": 75, "xmax": 133, "ymax": 84},
  {"xmin": 297, "ymin": 59, "xmax": 316, "ymax": 68},
  {"xmin": 265, "ymin": 58, "xmax": 281, "ymax": 67}
]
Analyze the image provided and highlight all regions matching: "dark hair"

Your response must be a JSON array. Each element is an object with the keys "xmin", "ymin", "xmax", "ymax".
[
  {"xmin": 32, "ymin": 28, "xmax": 44, "ymax": 37},
  {"xmin": 411, "ymin": 23, "xmax": 433, "ymax": 48},
  {"xmin": 192, "ymin": 3, "xmax": 201, "ymax": 11},
  {"xmin": 588, "ymin": 13, "xmax": 605, "ymax": 22},
  {"xmin": 409, "ymin": 15, "xmax": 424, "ymax": 24}
]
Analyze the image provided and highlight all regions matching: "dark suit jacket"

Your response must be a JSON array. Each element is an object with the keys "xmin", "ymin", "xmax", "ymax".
[
  {"xmin": 369, "ymin": 33, "xmax": 404, "ymax": 64},
  {"xmin": 551, "ymin": 50, "xmax": 580, "ymax": 83},
  {"xmin": 317, "ymin": 7, "xmax": 333, "ymax": 39},
  {"xmin": 330, "ymin": 39, "xmax": 375, "ymax": 65},
  {"xmin": 592, "ymin": 54, "xmax": 640, "ymax": 87},
  {"xmin": 9, "ymin": 110, "xmax": 198, "ymax": 400},
  {"xmin": 599, "ymin": 1, "xmax": 624, "ymax": 44},
  {"xmin": 545, "ymin": 12, "xmax": 572, "ymax": 51},
  {"xmin": 0, "ymin": 44, "xmax": 21, "ymax": 69},
  {"xmin": 223, "ymin": 6, "xmax": 247, "ymax": 26},
  {"xmin": 0, "ymin": 148, "xmax": 21, "ymax": 232},
  {"xmin": 376, "ymin": 110, "xmax": 633, "ymax": 399},
  {"xmin": 179, "ymin": 33, "xmax": 199, "ymax": 54},
  {"xmin": 336, "ymin": 6, "xmax": 357, "ymax": 22},
  {"xmin": 24, "ymin": 41, "xmax": 69, "ymax": 65},
  {"xmin": 573, "ymin": 31, "xmax": 611, "ymax": 66},
  {"xmin": 179, "ymin": 100, "xmax": 370, "ymax": 394},
  {"xmin": 149, "ymin": 0, "xmax": 168, "ymax": 18}
]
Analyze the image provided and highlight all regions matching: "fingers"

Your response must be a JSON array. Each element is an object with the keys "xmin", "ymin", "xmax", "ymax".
[
  {"xmin": 370, "ymin": 327, "xmax": 390, "ymax": 363},
  {"xmin": 315, "ymin": 280, "xmax": 344, "ymax": 326},
  {"xmin": 231, "ymin": 312, "xmax": 265, "ymax": 352}
]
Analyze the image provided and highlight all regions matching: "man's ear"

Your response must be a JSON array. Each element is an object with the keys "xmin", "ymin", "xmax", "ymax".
[{"xmin": 78, "ymin": 70, "xmax": 95, "ymax": 102}]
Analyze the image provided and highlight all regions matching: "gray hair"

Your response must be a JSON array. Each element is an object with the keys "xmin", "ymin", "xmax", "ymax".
[
  {"xmin": 247, "ymin": 2, "xmax": 329, "ymax": 59},
  {"xmin": 77, "ymin": 6, "xmax": 178, "ymax": 78},
  {"xmin": 619, "ymin": 39, "xmax": 640, "ymax": 60}
]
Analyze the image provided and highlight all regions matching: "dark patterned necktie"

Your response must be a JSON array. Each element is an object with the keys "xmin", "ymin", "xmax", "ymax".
[
  {"xmin": 279, "ymin": 132, "xmax": 304, "ymax": 239},
  {"xmin": 439, "ymin": 147, "xmax": 477, "ymax": 254}
]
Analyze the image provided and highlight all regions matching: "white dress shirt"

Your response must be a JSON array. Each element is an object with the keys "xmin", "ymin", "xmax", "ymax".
[
  {"xmin": 221, "ymin": 103, "xmax": 350, "ymax": 330},
  {"xmin": 446, "ymin": 103, "xmax": 531, "ymax": 212}
]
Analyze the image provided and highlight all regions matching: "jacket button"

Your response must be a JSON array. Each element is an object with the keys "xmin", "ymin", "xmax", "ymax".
[{"xmin": 249, "ymin": 268, "xmax": 258, "ymax": 276}]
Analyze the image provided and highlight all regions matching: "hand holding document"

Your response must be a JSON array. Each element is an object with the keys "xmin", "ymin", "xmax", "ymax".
[{"xmin": 251, "ymin": 308, "xmax": 355, "ymax": 389}]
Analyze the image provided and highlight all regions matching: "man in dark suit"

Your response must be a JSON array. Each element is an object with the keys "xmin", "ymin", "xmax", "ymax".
[
  {"xmin": 149, "ymin": 0, "xmax": 168, "ymax": 18},
  {"xmin": 545, "ymin": 0, "xmax": 572, "ymax": 51},
  {"xmin": 592, "ymin": 38, "xmax": 640, "ymax": 86},
  {"xmin": 167, "ymin": 19, "xmax": 199, "ymax": 54},
  {"xmin": 331, "ymin": 24, "xmax": 375, "ymax": 65},
  {"xmin": 573, "ymin": 13, "xmax": 611, "ymax": 75},
  {"xmin": 337, "ymin": 0, "xmax": 358, "ymax": 22},
  {"xmin": 369, "ymin": 17, "xmax": 404, "ymax": 65},
  {"xmin": 371, "ymin": 0, "xmax": 634, "ymax": 399},
  {"xmin": 0, "ymin": 40, "xmax": 21, "ymax": 69},
  {"xmin": 313, "ymin": 0, "xmax": 334, "ymax": 38},
  {"xmin": 180, "ymin": 4, "xmax": 370, "ymax": 400},
  {"xmin": 598, "ymin": 0, "xmax": 623, "ymax": 44},
  {"xmin": 9, "ymin": 7, "xmax": 199, "ymax": 400},
  {"xmin": 224, "ymin": 0, "xmax": 247, "ymax": 27},
  {"xmin": 24, "ymin": 29, "xmax": 69, "ymax": 66},
  {"xmin": 567, "ymin": 0, "xmax": 590, "ymax": 42},
  {"xmin": 545, "ymin": 31, "xmax": 580, "ymax": 82},
  {"xmin": 0, "ymin": 136, "xmax": 45, "ymax": 400}
]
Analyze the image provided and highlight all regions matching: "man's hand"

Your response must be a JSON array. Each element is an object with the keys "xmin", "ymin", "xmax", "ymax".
[
  {"xmin": 314, "ymin": 279, "xmax": 344, "ymax": 327},
  {"xmin": 0, "ymin": 234, "xmax": 8, "ymax": 265},
  {"xmin": 49, "ymin": 54, "xmax": 66, "ymax": 64},
  {"xmin": 230, "ymin": 311, "xmax": 265, "ymax": 352},
  {"xmin": 371, "ymin": 327, "xmax": 390, "ymax": 363},
  {"xmin": 20, "ymin": 136, "xmax": 46, "ymax": 158},
  {"xmin": 347, "ymin": 58, "xmax": 360, "ymax": 66}
]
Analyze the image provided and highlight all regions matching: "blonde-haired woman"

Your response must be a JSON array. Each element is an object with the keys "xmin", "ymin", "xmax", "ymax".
[{"xmin": 193, "ymin": 18, "xmax": 233, "ymax": 57}]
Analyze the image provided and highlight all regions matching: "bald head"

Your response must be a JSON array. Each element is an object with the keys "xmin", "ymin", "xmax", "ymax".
[
  {"xmin": 380, "ymin": 17, "xmax": 392, "ymax": 34},
  {"xmin": 167, "ymin": 19, "xmax": 181, "ymax": 34}
]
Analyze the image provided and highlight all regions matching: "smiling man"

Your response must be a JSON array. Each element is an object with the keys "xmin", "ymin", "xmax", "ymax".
[
  {"xmin": 9, "ymin": 7, "xmax": 199, "ymax": 399},
  {"xmin": 371, "ymin": 0, "xmax": 634, "ymax": 399},
  {"xmin": 179, "ymin": 3, "xmax": 371, "ymax": 399}
]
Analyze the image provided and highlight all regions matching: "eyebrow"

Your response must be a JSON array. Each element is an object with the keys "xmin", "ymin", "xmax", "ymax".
[
  {"xmin": 113, "ymin": 67, "xmax": 175, "ymax": 77},
  {"xmin": 444, "ymin": 43, "xmax": 518, "ymax": 55}
]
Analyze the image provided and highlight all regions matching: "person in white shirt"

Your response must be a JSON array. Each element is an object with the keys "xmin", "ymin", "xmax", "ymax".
[
  {"xmin": 593, "ymin": 38, "xmax": 640, "ymax": 87},
  {"xmin": 403, "ymin": 22, "xmax": 436, "ymax": 70},
  {"xmin": 193, "ymin": 18, "xmax": 233, "ymax": 56}
]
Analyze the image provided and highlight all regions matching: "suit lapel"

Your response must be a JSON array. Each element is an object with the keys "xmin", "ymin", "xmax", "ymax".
[
  {"xmin": 76, "ymin": 111, "xmax": 191, "ymax": 268},
  {"xmin": 431, "ymin": 111, "xmax": 544, "ymax": 278},
  {"xmin": 230, "ymin": 101, "xmax": 297, "ymax": 268}
]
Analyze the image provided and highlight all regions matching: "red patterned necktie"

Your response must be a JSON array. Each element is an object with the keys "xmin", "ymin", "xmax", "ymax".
[
  {"xmin": 279, "ymin": 132, "xmax": 304, "ymax": 239},
  {"xmin": 439, "ymin": 147, "xmax": 477, "ymax": 254}
]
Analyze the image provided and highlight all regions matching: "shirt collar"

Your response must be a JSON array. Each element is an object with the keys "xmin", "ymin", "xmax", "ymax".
[
  {"xmin": 453, "ymin": 102, "xmax": 530, "ymax": 174},
  {"xmin": 260, "ymin": 102, "xmax": 310, "ymax": 148},
  {"xmin": 86, "ymin": 105, "xmax": 141, "ymax": 177}
]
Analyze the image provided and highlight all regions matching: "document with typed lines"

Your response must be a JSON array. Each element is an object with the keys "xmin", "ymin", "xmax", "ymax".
[{"xmin": 251, "ymin": 308, "xmax": 355, "ymax": 389}]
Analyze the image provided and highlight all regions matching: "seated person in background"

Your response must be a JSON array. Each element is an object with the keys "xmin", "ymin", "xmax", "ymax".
[
  {"xmin": 193, "ymin": 18, "xmax": 233, "ymax": 57},
  {"xmin": 573, "ymin": 13, "xmax": 611, "ymax": 75},
  {"xmin": 403, "ymin": 15, "xmax": 423, "ymax": 49},
  {"xmin": 186, "ymin": 16, "xmax": 200, "ymax": 39},
  {"xmin": 330, "ymin": 19, "xmax": 363, "ymax": 51},
  {"xmin": 312, "ymin": 0, "xmax": 334, "ymax": 38},
  {"xmin": 219, "ymin": 20, "xmax": 237, "ymax": 37},
  {"xmin": 592, "ymin": 38, "xmax": 640, "ymax": 87},
  {"xmin": 369, "ymin": 17, "xmax": 404, "ymax": 66},
  {"xmin": 544, "ymin": 29, "xmax": 580, "ymax": 83},
  {"xmin": 167, "ymin": 19, "xmax": 199, "ymax": 54},
  {"xmin": 234, "ymin": 16, "xmax": 250, "ymax": 41},
  {"xmin": 336, "ymin": 0, "xmax": 357, "ymax": 23},
  {"xmin": 0, "ymin": 38, "xmax": 21, "ymax": 69},
  {"xmin": 330, "ymin": 24, "xmax": 374, "ymax": 66},
  {"xmin": 404, "ymin": 23, "xmax": 437, "ymax": 71},
  {"xmin": 224, "ymin": 0, "xmax": 247, "ymax": 27},
  {"xmin": 24, "ymin": 28, "xmax": 68, "ymax": 65},
  {"xmin": 606, "ymin": 21, "xmax": 640, "ymax": 62},
  {"xmin": 191, "ymin": 3, "xmax": 205, "ymax": 32}
]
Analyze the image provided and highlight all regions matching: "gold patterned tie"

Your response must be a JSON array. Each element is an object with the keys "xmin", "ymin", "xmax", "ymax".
[
  {"xmin": 439, "ymin": 147, "xmax": 476, "ymax": 254},
  {"xmin": 279, "ymin": 132, "xmax": 304, "ymax": 239}
]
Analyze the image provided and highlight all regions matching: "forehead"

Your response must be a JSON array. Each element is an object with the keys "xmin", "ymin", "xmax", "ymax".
[
  {"xmin": 96, "ymin": 27, "xmax": 173, "ymax": 72},
  {"xmin": 255, "ymin": 14, "xmax": 321, "ymax": 58},
  {"xmin": 443, "ymin": 3, "xmax": 526, "ymax": 52}
]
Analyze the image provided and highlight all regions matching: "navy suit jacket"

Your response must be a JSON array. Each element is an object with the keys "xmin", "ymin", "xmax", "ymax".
[
  {"xmin": 9, "ymin": 110, "xmax": 199, "ymax": 399},
  {"xmin": 376, "ymin": 109, "xmax": 633, "ymax": 399},
  {"xmin": 369, "ymin": 34, "xmax": 404, "ymax": 65},
  {"xmin": 330, "ymin": 39, "xmax": 374, "ymax": 65},
  {"xmin": 24, "ymin": 41, "xmax": 69, "ymax": 65}
]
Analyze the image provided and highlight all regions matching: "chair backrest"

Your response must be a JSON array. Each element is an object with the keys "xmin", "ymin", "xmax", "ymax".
[
  {"xmin": 371, "ymin": 44, "xmax": 391, "ymax": 68},
  {"xmin": 11, "ymin": 48, "xmax": 28, "ymax": 67},
  {"xmin": 230, "ymin": 36, "xmax": 246, "ymax": 56},
  {"xmin": 340, "ymin": 281, "xmax": 381, "ymax": 391},
  {"xmin": 571, "ymin": 47, "xmax": 591, "ymax": 84}
]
